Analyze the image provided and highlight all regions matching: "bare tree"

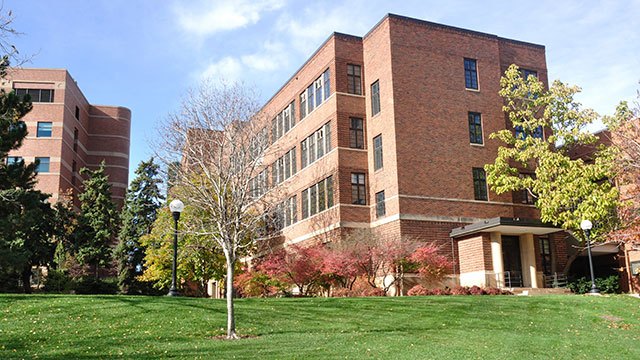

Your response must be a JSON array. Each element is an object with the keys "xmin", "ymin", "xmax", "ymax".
[{"xmin": 155, "ymin": 80, "xmax": 280, "ymax": 339}]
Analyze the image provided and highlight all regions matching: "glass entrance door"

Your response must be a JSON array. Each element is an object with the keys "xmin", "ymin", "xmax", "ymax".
[{"xmin": 502, "ymin": 236, "xmax": 523, "ymax": 287}]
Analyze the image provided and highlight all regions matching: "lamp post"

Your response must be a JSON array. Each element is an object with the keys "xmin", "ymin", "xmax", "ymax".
[
  {"xmin": 168, "ymin": 199, "xmax": 184, "ymax": 296},
  {"xmin": 580, "ymin": 220, "xmax": 600, "ymax": 294}
]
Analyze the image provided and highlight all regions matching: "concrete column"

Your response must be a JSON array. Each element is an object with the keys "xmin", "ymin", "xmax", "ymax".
[
  {"xmin": 519, "ymin": 233, "xmax": 538, "ymax": 288},
  {"xmin": 490, "ymin": 232, "xmax": 503, "ymax": 287}
]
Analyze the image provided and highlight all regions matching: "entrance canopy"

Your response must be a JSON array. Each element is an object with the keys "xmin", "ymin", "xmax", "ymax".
[{"xmin": 450, "ymin": 217, "xmax": 561, "ymax": 239}]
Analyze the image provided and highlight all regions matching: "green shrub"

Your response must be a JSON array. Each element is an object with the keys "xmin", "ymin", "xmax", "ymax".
[
  {"xmin": 43, "ymin": 270, "xmax": 73, "ymax": 293},
  {"xmin": 568, "ymin": 275, "xmax": 620, "ymax": 294},
  {"xmin": 74, "ymin": 277, "xmax": 119, "ymax": 294}
]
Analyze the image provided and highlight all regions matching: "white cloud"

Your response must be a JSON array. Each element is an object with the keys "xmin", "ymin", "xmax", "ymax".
[
  {"xmin": 241, "ymin": 41, "xmax": 288, "ymax": 71},
  {"xmin": 200, "ymin": 56, "xmax": 243, "ymax": 81},
  {"xmin": 175, "ymin": 0, "xmax": 286, "ymax": 36}
]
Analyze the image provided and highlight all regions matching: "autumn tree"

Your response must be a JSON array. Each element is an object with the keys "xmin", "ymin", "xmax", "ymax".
[
  {"xmin": 72, "ymin": 161, "xmax": 119, "ymax": 278},
  {"xmin": 115, "ymin": 158, "xmax": 164, "ymax": 294},
  {"xmin": 156, "ymin": 80, "xmax": 279, "ymax": 338},
  {"xmin": 604, "ymin": 96, "xmax": 640, "ymax": 243},
  {"xmin": 486, "ymin": 65, "xmax": 619, "ymax": 241}
]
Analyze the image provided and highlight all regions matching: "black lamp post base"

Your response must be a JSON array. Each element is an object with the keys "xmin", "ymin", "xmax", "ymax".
[
  {"xmin": 589, "ymin": 287, "xmax": 601, "ymax": 295},
  {"xmin": 167, "ymin": 288, "xmax": 180, "ymax": 296}
]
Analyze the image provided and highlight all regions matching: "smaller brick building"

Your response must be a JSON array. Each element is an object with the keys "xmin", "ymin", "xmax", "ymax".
[{"xmin": 2, "ymin": 68, "xmax": 131, "ymax": 208}]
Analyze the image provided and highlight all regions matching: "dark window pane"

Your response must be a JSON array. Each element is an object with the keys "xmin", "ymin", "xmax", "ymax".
[
  {"xmin": 473, "ymin": 167, "xmax": 487, "ymax": 201},
  {"xmin": 468, "ymin": 112, "xmax": 483, "ymax": 144},
  {"xmin": 464, "ymin": 58, "xmax": 478, "ymax": 90},
  {"xmin": 35, "ymin": 157, "xmax": 50, "ymax": 173},
  {"xmin": 371, "ymin": 80, "xmax": 380, "ymax": 115},
  {"xmin": 375, "ymin": 191, "xmax": 386, "ymax": 217},
  {"xmin": 374, "ymin": 135, "xmax": 383, "ymax": 170},
  {"xmin": 350, "ymin": 117, "xmax": 364, "ymax": 149}
]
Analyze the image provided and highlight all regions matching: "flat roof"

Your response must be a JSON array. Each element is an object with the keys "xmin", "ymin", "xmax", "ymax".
[{"xmin": 450, "ymin": 217, "xmax": 561, "ymax": 239}]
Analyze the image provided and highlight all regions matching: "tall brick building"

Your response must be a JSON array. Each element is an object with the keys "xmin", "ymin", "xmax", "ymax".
[
  {"xmin": 255, "ymin": 14, "xmax": 629, "ymax": 291},
  {"xmin": 2, "ymin": 68, "xmax": 131, "ymax": 208}
]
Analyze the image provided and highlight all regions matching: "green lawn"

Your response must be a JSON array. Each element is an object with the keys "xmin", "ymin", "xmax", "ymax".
[{"xmin": 0, "ymin": 294, "xmax": 638, "ymax": 359}]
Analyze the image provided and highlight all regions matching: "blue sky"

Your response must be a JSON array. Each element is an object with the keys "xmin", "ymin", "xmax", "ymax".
[{"xmin": 7, "ymin": 0, "xmax": 640, "ymax": 182}]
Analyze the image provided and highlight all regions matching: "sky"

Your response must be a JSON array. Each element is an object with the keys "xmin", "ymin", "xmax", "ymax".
[{"xmin": 6, "ymin": 0, "xmax": 640, "ymax": 183}]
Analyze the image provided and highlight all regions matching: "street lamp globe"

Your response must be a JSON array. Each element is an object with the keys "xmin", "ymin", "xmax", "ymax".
[
  {"xmin": 580, "ymin": 220, "xmax": 593, "ymax": 231},
  {"xmin": 169, "ymin": 199, "xmax": 185, "ymax": 213}
]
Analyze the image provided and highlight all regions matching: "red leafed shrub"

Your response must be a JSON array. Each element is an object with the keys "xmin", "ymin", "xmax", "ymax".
[
  {"xmin": 450, "ymin": 286, "xmax": 471, "ymax": 295},
  {"xmin": 258, "ymin": 244, "xmax": 327, "ymax": 296},
  {"xmin": 407, "ymin": 285, "xmax": 430, "ymax": 296},
  {"xmin": 407, "ymin": 244, "xmax": 451, "ymax": 281},
  {"xmin": 331, "ymin": 279, "xmax": 385, "ymax": 297},
  {"xmin": 483, "ymin": 287, "xmax": 504, "ymax": 295},
  {"xmin": 468, "ymin": 285, "xmax": 486, "ymax": 295},
  {"xmin": 431, "ymin": 288, "xmax": 451, "ymax": 295}
]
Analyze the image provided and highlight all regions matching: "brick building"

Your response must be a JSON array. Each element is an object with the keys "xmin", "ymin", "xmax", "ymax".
[
  {"xmin": 2, "ymin": 68, "xmax": 131, "ymax": 208},
  {"xmin": 254, "ymin": 14, "xmax": 605, "ymax": 292}
]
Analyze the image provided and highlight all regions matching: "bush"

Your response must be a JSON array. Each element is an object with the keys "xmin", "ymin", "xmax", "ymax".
[
  {"xmin": 568, "ymin": 275, "xmax": 620, "ymax": 294},
  {"xmin": 407, "ymin": 285, "xmax": 430, "ymax": 296},
  {"xmin": 235, "ymin": 271, "xmax": 286, "ymax": 298},
  {"xmin": 450, "ymin": 286, "xmax": 471, "ymax": 295},
  {"xmin": 484, "ymin": 287, "xmax": 513, "ymax": 295},
  {"xmin": 468, "ymin": 285, "xmax": 486, "ymax": 295},
  {"xmin": 431, "ymin": 288, "xmax": 451, "ymax": 295},
  {"xmin": 43, "ymin": 269, "xmax": 73, "ymax": 293},
  {"xmin": 74, "ymin": 277, "xmax": 119, "ymax": 295}
]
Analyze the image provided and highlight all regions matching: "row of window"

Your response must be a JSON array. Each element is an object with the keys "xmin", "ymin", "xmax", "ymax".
[
  {"xmin": 272, "ymin": 147, "xmax": 297, "ymax": 185},
  {"xmin": 301, "ymin": 176, "xmax": 334, "ymax": 220},
  {"xmin": 301, "ymin": 122, "xmax": 331, "ymax": 168},
  {"xmin": 300, "ymin": 69, "xmax": 331, "ymax": 120},
  {"xmin": 271, "ymin": 101, "xmax": 295, "ymax": 143},
  {"xmin": 6, "ymin": 156, "xmax": 50, "ymax": 173},
  {"xmin": 15, "ymin": 88, "xmax": 54, "ymax": 103}
]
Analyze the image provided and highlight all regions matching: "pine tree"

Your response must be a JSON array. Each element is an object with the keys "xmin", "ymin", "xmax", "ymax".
[
  {"xmin": 115, "ymin": 157, "xmax": 164, "ymax": 294},
  {"xmin": 73, "ymin": 161, "xmax": 119, "ymax": 278}
]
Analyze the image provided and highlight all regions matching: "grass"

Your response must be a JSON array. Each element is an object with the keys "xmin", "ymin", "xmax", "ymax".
[{"xmin": 1, "ymin": 294, "xmax": 639, "ymax": 359}]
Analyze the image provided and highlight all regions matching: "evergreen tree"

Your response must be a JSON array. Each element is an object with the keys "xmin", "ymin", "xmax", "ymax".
[
  {"xmin": 72, "ymin": 161, "xmax": 119, "ymax": 278},
  {"xmin": 115, "ymin": 157, "xmax": 164, "ymax": 294}
]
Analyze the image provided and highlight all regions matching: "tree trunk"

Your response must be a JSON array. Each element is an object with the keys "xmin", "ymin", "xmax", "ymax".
[
  {"xmin": 225, "ymin": 259, "xmax": 238, "ymax": 339},
  {"xmin": 21, "ymin": 266, "xmax": 32, "ymax": 294}
]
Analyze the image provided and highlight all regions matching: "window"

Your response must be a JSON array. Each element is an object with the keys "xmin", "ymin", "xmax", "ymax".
[
  {"xmin": 6, "ymin": 156, "xmax": 22, "ymax": 165},
  {"xmin": 522, "ymin": 69, "xmax": 538, "ymax": 81},
  {"xmin": 14, "ymin": 88, "xmax": 54, "ymax": 102},
  {"xmin": 271, "ymin": 102, "xmax": 296, "ymax": 143},
  {"xmin": 371, "ymin": 80, "xmax": 380, "ymax": 115},
  {"xmin": 515, "ymin": 125, "xmax": 543, "ymax": 140},
  {"xmin": 301, "ymin": 176, "xmax": 333, "ymax": 219},
  {"xmin": 464, "ymin": 58, "xmax": 478, "ymax": 90},
  {"xmin": 36, "ymin": 122, "xmax": 53, "ymax": 137},
  {"xmin": 300, "ymin": 69, "xmax": 331, "ymax": 119},
  {"xmin": 472, "ymin": 167, "xmax": 488, "ymax": 201},
  {"xmin": 284, "ymin": 195, "xmax": 297, "ymax": 227},
  {"xmin": 375, "ymin": 191, "xmax": 386, "ymax": 218},
  {"xmin": 301, "ymin": 189, "xmax": 309, "ymax": 219},
  {"xmin": 468, "ymin": 112, "xmax": 483, "ymax": 145},
  {"xmin": 75, "ymin": 106, "xmax": 80, "ymax": 120},
  {"xmin": 349, "ymin": 117, "xmax": 364, "ymax": 149},
  {"xmin": 351, "ymin": 173, "xmax": 366, "ymax": 205},
  {"xmin": 35, "ymin": 157, "xmax": 50, "ymax": 173},
  {"xmin": 347, "ymin": 64, "xmax": 362, "ymax": 95},
  {"xmin": 300, "ymin": 122, "xmax": 331, "ymax": 168},
  {"xmin": 300, "ymin": 92, "xmax": 307, "ymax": 119},
  {"xmin": 373, "ymin": 135, "xmax": 383, "ymax": 170},
  {"xmin": 515, "ymin": 173, "xmax": 536, "ymax": 204},
  {"xmin": 250, "ymin": 170, "xmax": 267, "ymax": 198},
  {"xmin": 73, "ymin": 128, "xmax": 79, "ymax": 152},
  {"xmin": 539, "ymin": 237, "xmax": 552, "ymax": 275},
  {"xmin": 271, "ymin": 147, "xmax": 297, "ymax": 185}
]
